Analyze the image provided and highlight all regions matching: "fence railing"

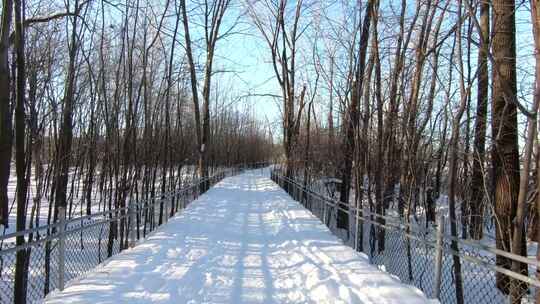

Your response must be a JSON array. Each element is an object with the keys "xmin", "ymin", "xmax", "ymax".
[
  {"xmin": 0, "ymin": 163, "xmax": 268, "ymax": 303},
  {"xmin": 270, "ymin": 168, "xmax": 539, "ymax": 304}
]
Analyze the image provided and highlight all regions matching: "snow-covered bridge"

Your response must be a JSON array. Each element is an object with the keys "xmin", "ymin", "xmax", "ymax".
[{"xmin": 43, "ymin": 170, "xmax": 431, "ymax": 303}]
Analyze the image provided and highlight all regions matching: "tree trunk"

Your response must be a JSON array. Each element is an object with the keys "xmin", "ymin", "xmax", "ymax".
[
  {"xmin": 447, "ymin": 9, "xmax": 466, "ymax": 302},
  {"xmin": 0, "ymin": 0, "xmax": 13, "ymax": 227},
  {"xmin": 383, "ymin": 0, "xmax": 408, "ymax": 225},
  {"xmin": 372, "ymin": 7, "xmax": 386, "ymax": 252},
  {"xmin": 469, "ymin": 0, "xmax": 489, "ymax": 240},
  {"xmin": 13, "ymin": 1, "xmax": 30, "ymax": 302},
  {"xmin": 491, "ymin": 0, "xmax": 526, "ymax": 294},
  {"xmin": 54, "ymin": 0, "xmax": 80, "ymax": 216},
  {"xmin": 338, "ymin": 0, "xmax": 376, "ymax": 231},
  {"xmin": 530, "ymin": 1, "xmax": 540, "ymax": 301}
]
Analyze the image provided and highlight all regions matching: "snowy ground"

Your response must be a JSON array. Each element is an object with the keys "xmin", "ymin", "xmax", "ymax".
[{"xmin": 43, "ymin": 170, "xmax": 433, "ymax": 304}]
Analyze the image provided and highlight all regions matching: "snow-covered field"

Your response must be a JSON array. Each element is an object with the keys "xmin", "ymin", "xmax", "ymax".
[
  {"xmin": 1, "ymin": 166, "xmax": 200, "ymax": 236},
  {"xmin": 44, "ymin": 170, "xmax": 433, "ymax": 304}
]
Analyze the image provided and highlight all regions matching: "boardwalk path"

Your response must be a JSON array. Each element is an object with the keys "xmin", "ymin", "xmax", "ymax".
[{"xmin": 45, "ymin": 170, "xmax": 433, "ymax": 304}]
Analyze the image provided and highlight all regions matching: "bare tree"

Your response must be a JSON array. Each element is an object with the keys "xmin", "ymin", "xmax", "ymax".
[
  {"xmin": 180, "ymin": 0, "xmax": 231, "ymax": 185},
  {"xmin": 0, "ymin": 0, "xmax": 13, "ymax": 227},
  {"xmin": 337, "ymin": 0, "xmax": 376, "ymax": 232},
  {"xmin": 469, "ymin": 0, "xmax": 489, "ymax": 240},
  {"xmin": 491, "ymin": 0, "xmax": 527, "ymax": 294},
  {"xmin": 13, "ymin": 0, "xmax": 30, "ymax": 301},
  {"xmin": 246, "ymin": 0, "xmax": 308, "ymax": 181}
]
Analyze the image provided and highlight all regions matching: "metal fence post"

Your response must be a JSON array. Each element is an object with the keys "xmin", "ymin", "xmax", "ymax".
[
  {"xmin": 175, "ymin": 192, "xmax": 179, "ymax": 213},
  {"xmin": 57, "ymin": 206, "xmax": 66, "ymax": 291},
  {"xmin": 164, "ymin": 196, "xmax": 170, "ymax": 223},
  {"xmin": 434, "ymin": 213, "xmax": 445, "ymax": 299},
  {"xmin": 129, "ymin": 201, "xmax": 136, "ymax": 248},
  {"xmin": 322, "ymin": 199, "xmax": 327, "ymax": 225}
]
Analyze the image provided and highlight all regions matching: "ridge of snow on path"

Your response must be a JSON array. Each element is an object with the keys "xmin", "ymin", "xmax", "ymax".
[{"xmin": 44, "ymin": 170, "xmax": 434, "ymax": 304}]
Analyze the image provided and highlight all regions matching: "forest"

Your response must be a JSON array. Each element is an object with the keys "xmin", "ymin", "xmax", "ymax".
[{"xmin": 0, "ymin": 0, "xmax": 539, "ymax": 303}]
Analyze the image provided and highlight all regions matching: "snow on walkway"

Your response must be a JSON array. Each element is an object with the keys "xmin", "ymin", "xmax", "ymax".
[{"xmin": 44, "ymin": 170, "xmax": 434, "ymax": 304}]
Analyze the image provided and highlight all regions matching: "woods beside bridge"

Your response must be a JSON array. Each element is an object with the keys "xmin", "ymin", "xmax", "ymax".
[{"xmin": 1, "ymin": 0, "xmax": 540, "ymax": 303}]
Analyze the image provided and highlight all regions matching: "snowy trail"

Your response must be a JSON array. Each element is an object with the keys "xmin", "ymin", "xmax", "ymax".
[{"xmin": 44, "ymin": 170, "xmax": 434, "ymax": 304}]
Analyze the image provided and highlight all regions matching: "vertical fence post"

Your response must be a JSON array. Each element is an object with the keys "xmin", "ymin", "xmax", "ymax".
[
  {"xmin": 182, "ymin": 192, "xmax": 186, "ymax": 210},
  {"xmin": 164, "ymin": 196, "xmax": 170, "ymax": 223},
  {"xmin": 57, "ymin": 206, "xmax": 66, "ymax": 291},
  {"xmin": 175, "ymin": 192, "xmax": 180, "ymax": 213},
  {"xmin": 322, "ymin": 198, "xmax": 327, "ymax": 225},
  {"xmin": 129, "ymin": 201, "xmax": 136, "ymax": 248},
  {"xmin": 354, "ymin": 206, "xmax": 359, "ymax": 251},
  {"xmin": 434, "ymin": 213, "xmax": 445, "ymax": 299}
]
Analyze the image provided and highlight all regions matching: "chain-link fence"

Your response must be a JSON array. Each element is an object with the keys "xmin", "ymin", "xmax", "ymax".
[
  {"xmin": 271, "ymin": 169, "xmax": 539, "ymax": 304},
  {"xmin": 0, "ymin": 163, "xmax": 268, "ymax": 303}
]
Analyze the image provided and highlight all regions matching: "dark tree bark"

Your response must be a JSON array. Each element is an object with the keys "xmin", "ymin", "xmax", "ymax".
[
  {"xmin": 469, "ymin": 0, "xmax": 489, "ymax": 240},
  {"xmin": 531, "ymin": 1, "xmax": 540, "ymax": 301},
  {"xmin": 0, "ymin": 0, "xmax": 13, "ymax": 227},
  {"xmin": 508, "ymin": 0, "xmax": 540, "ymax": 300},
  {"xmin": 447, "ymin": 6, "xmax": 467, "ymax": 302},
  {"xmin": 491, "ymin": 0, "xmax": 527, "ymax": 294},
  {"xmin": 13, "ymin": 0, "xmax": 30, "ymax": 302},
  {"xmin": 372, "ymin": 4, "xmax": 386, "ymax": 252}
]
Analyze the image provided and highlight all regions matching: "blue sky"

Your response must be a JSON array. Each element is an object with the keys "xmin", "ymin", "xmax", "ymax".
[{"xmin": 217, "ymin": 24, "xmax": 282, "ymax": 127}]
